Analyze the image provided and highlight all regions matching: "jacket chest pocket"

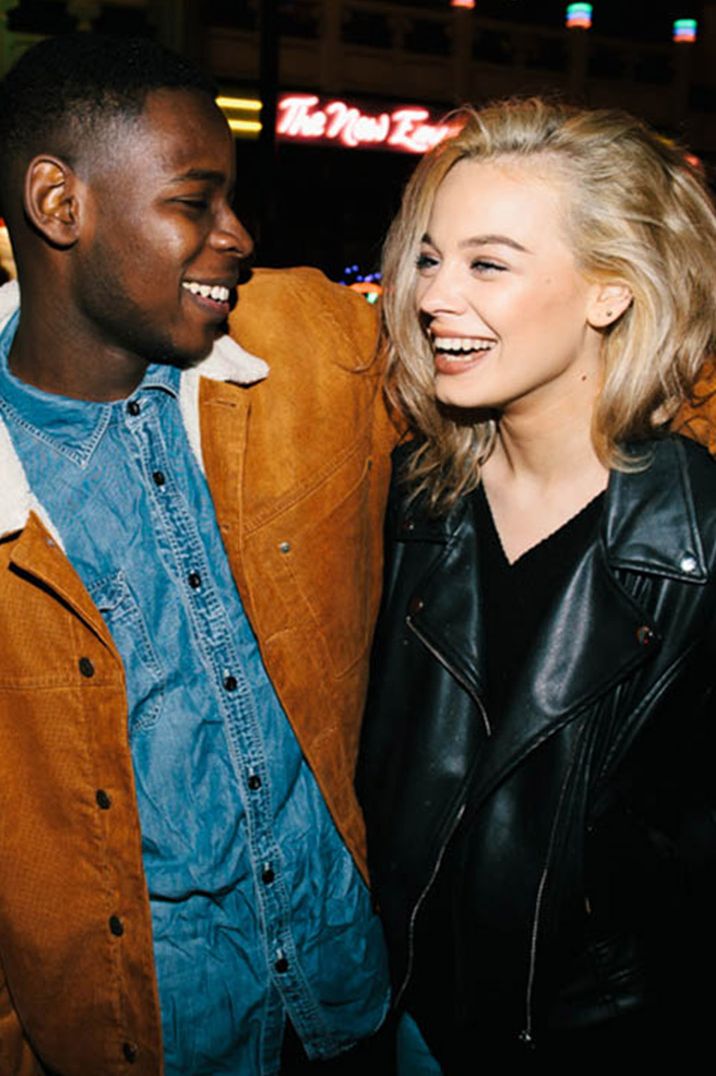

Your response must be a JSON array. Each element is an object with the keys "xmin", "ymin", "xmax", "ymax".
[
  {"xmin": 255, "ymin": 452, "xmax": 374, "ymax": 679},
  {"xmin": 89, "ymin": 570, "xmax": 165, "ymax": 735},
  {"xmin": 0, "ymin": 572, "xmax": 96, "ymax": 688}
]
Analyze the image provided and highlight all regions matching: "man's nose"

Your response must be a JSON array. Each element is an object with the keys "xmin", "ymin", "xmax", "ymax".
[{"xmin": 212, "ymin": 206, "xmax": 254, "ymax": 259}]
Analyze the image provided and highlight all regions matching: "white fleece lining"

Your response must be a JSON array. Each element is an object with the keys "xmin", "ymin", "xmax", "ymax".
[{"xmin": 0, "ymin": 279, "xmax": 270, "ymax": 540}]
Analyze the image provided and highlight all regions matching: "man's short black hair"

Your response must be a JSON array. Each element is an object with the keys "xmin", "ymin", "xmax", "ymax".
[{"xmin": 0, "ymin": 33, "xmax": 218, "ymax": 193}]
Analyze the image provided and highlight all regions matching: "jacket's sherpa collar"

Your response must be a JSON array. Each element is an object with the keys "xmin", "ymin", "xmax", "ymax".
[{"xmin": 0, "ymin": 279, "xmax": 270, "ymax": 544}]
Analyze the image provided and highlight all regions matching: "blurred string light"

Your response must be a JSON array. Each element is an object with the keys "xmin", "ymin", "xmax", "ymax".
[
  {"xmin": 341, "ymin": 265, "xmax": 383, "ymax": 303},
  {"xmin": 0, "ymin": 218, "xmax": 16, "ymax": 281},
  {"xmin": 673, "ymin": 19, "xmax": 697, "ymax": 43},
  {"xmin": 216, "ymin": 95, "xmax": 263, "ymax": 135},
  {"xmin": 450, "ymin": 1, "xmax": 476, "ymax": 9},
  {"xmin": 566, "ymin": 3, "xmax": 592, "ymax": 30},
  {"xmin": 227, "ymin": 118, "xmax": 263, "ymax": 133}
]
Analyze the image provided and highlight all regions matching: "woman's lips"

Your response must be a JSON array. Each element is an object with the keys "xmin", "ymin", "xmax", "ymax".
[{"xmin": 432, "ymin": 336, "xmax": 496, "ymax": 374}]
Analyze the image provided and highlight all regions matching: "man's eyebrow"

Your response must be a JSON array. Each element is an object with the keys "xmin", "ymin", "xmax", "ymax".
[{"xmin": 171, "ymin": 168, "xmax": 227, "ymax": 184}]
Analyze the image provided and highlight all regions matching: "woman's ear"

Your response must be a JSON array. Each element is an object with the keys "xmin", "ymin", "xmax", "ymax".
[
  {"xmin": 23, "ymin": 155, "xmax": 82, "ymax": 248},
  {"xmin": 587, "ymin": 282, "xmax": 633, "ymax": 329}
]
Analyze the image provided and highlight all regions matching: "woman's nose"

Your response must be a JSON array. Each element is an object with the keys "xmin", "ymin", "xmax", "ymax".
[{"xmin": 417, "ymin": 267, "xmax": 466, "ymax": 318}]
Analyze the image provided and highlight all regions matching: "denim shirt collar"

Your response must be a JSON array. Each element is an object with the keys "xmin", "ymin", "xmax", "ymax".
[{"xmin": 0, "ymin": 310, "xmax": 182, "ymax": 465}]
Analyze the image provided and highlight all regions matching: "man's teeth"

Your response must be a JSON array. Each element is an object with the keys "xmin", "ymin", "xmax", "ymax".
[
  {"xmin": 433, "ymin": 337, "xmax": 495, "ymax": 358},
  {"xmin": 182, "ymin": 281, "xmax": 230, "ymax": 302}
]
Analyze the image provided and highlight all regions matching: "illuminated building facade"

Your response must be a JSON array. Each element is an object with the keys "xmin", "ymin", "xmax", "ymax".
[{"xmin": 0, "ymin": 1, "xmax": 711, "ymax": 273}]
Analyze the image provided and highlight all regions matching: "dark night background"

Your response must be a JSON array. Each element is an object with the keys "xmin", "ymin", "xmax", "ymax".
[{"xmin": 2, "ymin": 1, "xmax": 711, "ymax": 279}]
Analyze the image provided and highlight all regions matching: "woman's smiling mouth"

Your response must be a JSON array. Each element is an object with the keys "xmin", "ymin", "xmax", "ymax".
[{"xmin": 431, "ymin": 334, "xmax": 497, "ymax": 373}]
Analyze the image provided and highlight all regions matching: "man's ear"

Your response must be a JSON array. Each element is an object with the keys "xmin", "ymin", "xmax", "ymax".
[
  {"xmin": 587, "ymin": 281, "xmax": 633, "ymax": 329},
  {"xmin": 23, "ymin": 155, "xmax": 82, "ymax": 248}
]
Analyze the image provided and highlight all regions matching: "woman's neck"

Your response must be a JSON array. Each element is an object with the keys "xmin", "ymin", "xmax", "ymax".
[{"xmin": 480, "ymin": 392, "xmax": 608, "ymax": 564}]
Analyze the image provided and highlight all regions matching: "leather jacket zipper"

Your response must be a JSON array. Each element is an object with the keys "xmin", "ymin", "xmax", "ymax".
[
  {"xmin": 394, "ymin": 615, "xmax": 492, "ymax": 1007},
  {"xmin": 518, "ymin": 860, "xmax": 550, "ymax": 1049},
  {"xmin": 407, "ymin": 615, "xmax": 492, "ymax": 737},
  {"xmin": 519, "ymin": 731, "xmax": 585, "ymax": 1048},
  {"xmin": 395, "ymin": 801, "xmax": 467, "ymax": 1009}
]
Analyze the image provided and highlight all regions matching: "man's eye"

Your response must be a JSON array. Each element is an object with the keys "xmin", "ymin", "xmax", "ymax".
[{"xmin": 177, "ymin": 198, "xmax": 209, "ymax": 211}]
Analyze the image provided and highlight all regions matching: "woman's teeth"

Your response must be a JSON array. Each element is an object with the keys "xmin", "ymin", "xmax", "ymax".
[{"xmin": 433, "ymin": 337, "xmax": 496, "ymax": 359}]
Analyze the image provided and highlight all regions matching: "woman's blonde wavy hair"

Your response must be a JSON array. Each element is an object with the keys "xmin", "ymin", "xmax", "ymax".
[{"xmin": 383, "ymin": 97, "xmax": 716, "ymax": 511}]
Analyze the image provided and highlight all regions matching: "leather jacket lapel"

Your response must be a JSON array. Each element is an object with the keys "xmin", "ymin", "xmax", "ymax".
[
  {"xmin": 401, "ymin": 497, "xmax": 489, "ymax": 708},
  {"xmin": 469, "ymin": 540, "xmax": 660, "ymax": 806}
]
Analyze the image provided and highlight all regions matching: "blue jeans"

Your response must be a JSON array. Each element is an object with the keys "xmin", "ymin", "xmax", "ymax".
[{"xmin": 396, "ymin": 1013, "xmax": 443, "ymax": 1075}]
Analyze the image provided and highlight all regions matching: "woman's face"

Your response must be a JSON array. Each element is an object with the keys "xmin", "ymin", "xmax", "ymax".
[{"xmin": 414, "ymin": 156, "xmax": 605, "ymax": 416}]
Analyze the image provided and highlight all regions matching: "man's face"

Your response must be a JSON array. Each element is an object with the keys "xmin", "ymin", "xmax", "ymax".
[{"xmin": 72, "ymin": 88, "xmax": 252, "ymax": 367}]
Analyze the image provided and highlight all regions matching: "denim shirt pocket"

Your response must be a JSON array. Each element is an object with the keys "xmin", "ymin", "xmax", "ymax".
[{"xmin": 88, "ymin": 569, "xmax": 165, "ymax": 736}]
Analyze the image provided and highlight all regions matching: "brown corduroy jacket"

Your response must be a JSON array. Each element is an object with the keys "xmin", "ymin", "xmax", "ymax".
[
  {"xmin": 0, "ymin": 267, "xmax": 397, "ymax": 1075},
  {"xmin": 675, "ymin": 357, "xmax": 716, "ymax": 452}
]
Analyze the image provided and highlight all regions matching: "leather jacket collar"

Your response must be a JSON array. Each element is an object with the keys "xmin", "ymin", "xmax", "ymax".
[{"xmin": 397, "ymin": 436, "xmax": 705, "ymax": 579}]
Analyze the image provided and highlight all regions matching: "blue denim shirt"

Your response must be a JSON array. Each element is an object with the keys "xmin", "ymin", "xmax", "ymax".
[{"xmin": 0, "ymin": 312, "xmax": 389, "ymax": 1075}]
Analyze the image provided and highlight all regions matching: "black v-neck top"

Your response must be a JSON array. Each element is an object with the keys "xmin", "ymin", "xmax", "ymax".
[{"xmin": 473, "ymin": 485, "xmax": 605, "ymax": 717}]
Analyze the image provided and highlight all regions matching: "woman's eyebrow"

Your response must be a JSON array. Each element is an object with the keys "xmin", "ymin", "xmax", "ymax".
[
  {"xmin": 460, "ymin": 234, "xmax": 531, "ymax": 254},
  {"xmin": 420, "ymin": 231, "xmax": 531, "ymax": 254}
]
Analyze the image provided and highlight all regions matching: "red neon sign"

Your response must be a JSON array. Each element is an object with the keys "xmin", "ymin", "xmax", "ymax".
[{"xmin": 276, "ymin": 94, "xmax": 460, "ymax": 154}]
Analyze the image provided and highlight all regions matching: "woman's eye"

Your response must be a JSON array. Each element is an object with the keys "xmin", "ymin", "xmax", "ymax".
[
  {"xmin": 416, "ymin": 252, "xmax": 438, "ymax": 271},
  {"xmin": 471, "ymin": 259, "xmax": 505, "ymax": 274}
]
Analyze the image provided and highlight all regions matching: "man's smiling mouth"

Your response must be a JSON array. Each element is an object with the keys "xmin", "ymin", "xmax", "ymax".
[{"xmin": 182, "ymin": 281, "xmax": 231, "ymax": 303}]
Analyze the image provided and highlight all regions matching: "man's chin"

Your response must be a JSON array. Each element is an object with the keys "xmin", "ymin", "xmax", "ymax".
[{"xmin": 153, "ymin": 322, "xmax": 229, "ymax": 370}]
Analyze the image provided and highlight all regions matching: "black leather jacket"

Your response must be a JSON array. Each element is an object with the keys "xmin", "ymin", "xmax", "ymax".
[{"xmin": 358, "ymin": 435, "xmax": 716, "ymax": 1059}]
